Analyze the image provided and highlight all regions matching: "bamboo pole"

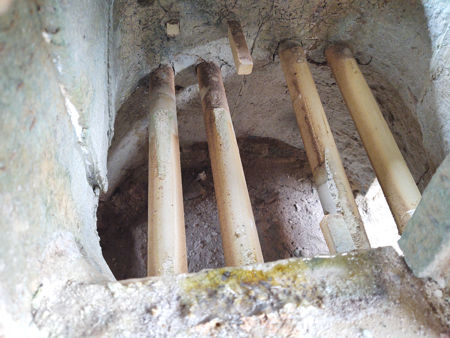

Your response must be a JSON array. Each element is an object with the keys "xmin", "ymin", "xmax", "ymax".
[
  {"xmin": 280, "ymin": 41, "xmax": 370, "ymax": 252},
  {"xmin": 197, "ymin": 61, "xmax": 263, "ymax": 266},
  {"xmin": 147, "ymin": 65, "xmax": 187, "ymax": 276},
  {"xmin": 227, "ymin": 20, "xmax": 253, "ymax": 75},
  {"xmin": 325, "ymin": 44, "xmax": 421, "ymax": 234}
]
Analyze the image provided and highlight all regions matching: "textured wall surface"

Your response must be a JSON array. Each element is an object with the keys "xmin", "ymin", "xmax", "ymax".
[
  {"xmin": 0, "ymin": 0, "xmax": 113, "ymax": 334},
  {"xmin": 0, "ymin": 0, "xmax": 449, "ymax": 335},
  {"xmin": 419, "ymin": 0, "xmax": 450, "ymax": 169},
  {"xmin": 105, "ymin": 57, "xmax": 430, "ymax": 199},
  {"xmin": 109, "ymin": 0, "xmax": 449, "ymax": 172},
  {"xmin": 36, "ymin": 0, "xmax": 112, "ymax": 191},
  {"xmin": 31, "ymin": 248, "xmax": 449, "ymax": 336},
  {"xmin": 400, "ymin": 155, "xmax": 450, "ymax": 286}
]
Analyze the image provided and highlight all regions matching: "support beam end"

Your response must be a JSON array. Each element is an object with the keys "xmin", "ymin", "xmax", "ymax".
[{"xmin": 227, "ymin": 20, "xmax": 253, "ymax": 75}]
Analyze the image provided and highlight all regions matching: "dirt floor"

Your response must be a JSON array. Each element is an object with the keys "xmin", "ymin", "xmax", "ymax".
[{"xmin": 97, "ymin": 137, "xmax": 330, "ymax": 280}]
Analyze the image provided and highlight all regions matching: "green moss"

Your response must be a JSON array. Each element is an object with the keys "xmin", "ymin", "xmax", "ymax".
[
  {"xmin": 182, "ymin": 259, "xmax": 313, "ymax": 293},
  {"xmin": 181, "ymin": 251, "xmax": 376, "ymax": 294}
]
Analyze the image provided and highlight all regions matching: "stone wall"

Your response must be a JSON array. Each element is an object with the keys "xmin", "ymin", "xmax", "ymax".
[
  {"xmin": 31, "ymin": 248, "xmax": 449, "ymax": 335},
  {"xmin": 400, "ymin": 154, "xmax": 450, "ymax": 286},
  {"xmin": 0, "ymin": 0, "xmax": 449, "ymax": 334},
  {"xmin": 0, "ymin": 0, "xmax": 113, "ymax": 334},
  {"xmin": 110, "ymin": 0, "xmax": 449, "ymax": 173}
]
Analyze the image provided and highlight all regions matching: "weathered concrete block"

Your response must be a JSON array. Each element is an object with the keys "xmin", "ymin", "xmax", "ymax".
[
  {"xmin": 37, "ymin": 0, "xmax": 111, "ymax": 191},
  {"xmin": 0, "ymin": 1, "xmax": 113, "ymax": 332},
  {"xmin": 31, "ymin": 247, "xmax": 448, "ymax": 335},
  {"xmin": 399, "ymin": 155, "xmax": 450, "ymax": 286}
]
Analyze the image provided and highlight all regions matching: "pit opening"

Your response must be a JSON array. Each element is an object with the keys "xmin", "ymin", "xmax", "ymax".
[
  {"xmin": 98, "ymin": 58, "xmax": 429, "ymax": 279},
  {"xmin": 99, "ymin": 1, "xmax": 438, "ymax": 281},
  {"xmin": 2, "ymin": 0, "xmax": 449, "ymax": 334}
]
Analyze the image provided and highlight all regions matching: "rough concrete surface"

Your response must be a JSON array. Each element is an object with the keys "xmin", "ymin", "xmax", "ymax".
[
  {"xmin": 0, "ymin": 0, "xmax": 113, "ymax": 334},
  {"xmin": 110, "ymin": 0, "xmax": 448, "ymax": 171},
  {"xmin": 31, "ymin": 248, "xmax": 449, "ymax": 336},
  {"xmin": 35, "ymin": 0, "xmax": 112, "ymax": 191},
  {"xmin": 1, "ymin": 0, "xmax": 449, "ymax": 335},
  {"xmin": 400, "ymin": 154, "xmax": 450, "ymax": 286}
]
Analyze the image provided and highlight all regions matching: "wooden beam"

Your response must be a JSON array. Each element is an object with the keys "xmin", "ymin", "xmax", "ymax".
[
  {"xmin": 280, "ymin": 41, "xmax": 370, "ymax": 252},
  {"xmin": 166, "ymin": 19, "xmax": 180, "ymax": 38},
  {"xmin": 227, "ymin": 20, "xmax": 253, "ymax": 75},
  {"xmin": 0, "ymin": 0, "xmax": 13, "ymax": 15},
  {"xmin": 326, "ymin": 44, "xmax": 421, "ymax": 234},
  {"xmin": 147, "ymin": 65, "xmax": 187, "ymax": 276},
  {"xmin": 197, "ymin": 61, "xmax": 263, "ymax": 266}
]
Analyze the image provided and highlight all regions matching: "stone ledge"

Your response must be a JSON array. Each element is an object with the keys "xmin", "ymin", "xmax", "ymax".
[
  {"xmin": 399, "ymin": 154, "xmax": 450, "ymax": 287},
  {"xmin": 32, "ymin": 247, "xmax": 447, "ymax": 336}
]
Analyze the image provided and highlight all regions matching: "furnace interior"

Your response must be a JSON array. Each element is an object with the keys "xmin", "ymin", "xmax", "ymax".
[
  {"xmin": 1, "ymin": 0, "xmax": 449, "ymax": 334},
  {"xmin": 99, "ymin": 0, "xmax": 434, "ymax": 279}
]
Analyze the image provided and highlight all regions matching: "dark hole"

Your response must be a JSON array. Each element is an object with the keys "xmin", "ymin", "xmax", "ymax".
[{"xmin": 137, "ymin": 0, "xmax": 155, "ymax": 6}]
